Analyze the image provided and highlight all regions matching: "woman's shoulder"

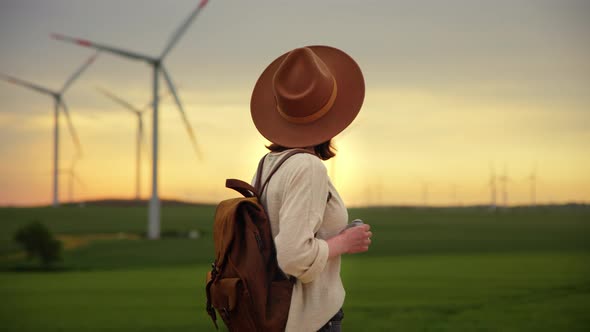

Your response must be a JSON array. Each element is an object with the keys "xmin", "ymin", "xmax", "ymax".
[
  {"xmin": 264, "ymin": 151, "xmax": 329, "ymax": 195},
  {"xmin": 278, "ymin": 151, "xmax": 327, "ymax": 177}
]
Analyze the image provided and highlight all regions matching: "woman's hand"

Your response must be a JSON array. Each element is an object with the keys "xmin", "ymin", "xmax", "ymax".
[
  {"xmin": 343, "ymin": 224, "xmax": 372, "ymax": 254},
  {"xmin": 327, "ymin": 224, "xmax": 372, "ymax": 258}
]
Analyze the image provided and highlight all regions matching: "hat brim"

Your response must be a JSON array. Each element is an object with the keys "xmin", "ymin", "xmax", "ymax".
[{"xmin": 250, "ymin": 45, "xmax": 365, "ymax": 148}]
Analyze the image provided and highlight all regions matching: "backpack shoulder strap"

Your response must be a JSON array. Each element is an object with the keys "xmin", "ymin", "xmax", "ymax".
[
  {"xmin": 254, "ymin": 154, "xmax": 266, "ymax": 194},
  {"xmin": 256, "ymin": 149, "xmax": 315, "ymax": 197},
  {"xmin": 225, "ymin": 155, "xmax": 269, "ymax": 198},
  {"xmin": 226, "ymin": 149, "xmax": 315, "ymax": 199},
  {"xmin": 225, "ymin": 179, "xmax": 257, "ymax": 198}
]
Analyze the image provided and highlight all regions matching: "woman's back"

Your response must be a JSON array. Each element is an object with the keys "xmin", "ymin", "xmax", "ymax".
[{"xmin": 252, "ymin": 150, "xmax": 348, "ymax": 331}]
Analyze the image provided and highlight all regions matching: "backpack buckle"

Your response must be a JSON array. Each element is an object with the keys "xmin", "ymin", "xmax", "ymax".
[{"xmin": 211, "ymin": 262, "xmax": 219, "ymax": 279}]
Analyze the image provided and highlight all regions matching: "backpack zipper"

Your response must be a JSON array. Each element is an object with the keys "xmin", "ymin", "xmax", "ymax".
[{"xmin": 254, "ymin": 231, "xmax": 264, "ymax": 251}]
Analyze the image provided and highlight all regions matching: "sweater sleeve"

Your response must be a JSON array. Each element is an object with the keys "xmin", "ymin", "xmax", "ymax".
[{"xmin": 274, "ymin": 155, "xmax": 330, "ymax": 284}]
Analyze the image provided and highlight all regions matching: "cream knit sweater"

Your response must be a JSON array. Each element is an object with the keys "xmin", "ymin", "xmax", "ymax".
[{"xmin": 252, "ymin": 150, "xmax": 348, "ymax": 332}]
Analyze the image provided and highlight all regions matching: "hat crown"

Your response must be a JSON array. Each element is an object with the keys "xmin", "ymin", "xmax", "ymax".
[{"xmin": 272, "ymin": 47, "xmax": 336, "ymax": 122}]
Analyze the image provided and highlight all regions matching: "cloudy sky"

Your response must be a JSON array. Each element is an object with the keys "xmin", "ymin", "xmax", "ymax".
[{"xmin": 0, "ymin": 0, "xmax": 588, "ymax": 206}]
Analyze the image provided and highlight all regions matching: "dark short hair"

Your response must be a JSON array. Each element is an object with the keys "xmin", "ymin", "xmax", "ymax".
[{"xmin": 266, "ymin": 139, "xmax": 337, "ymax": 161}]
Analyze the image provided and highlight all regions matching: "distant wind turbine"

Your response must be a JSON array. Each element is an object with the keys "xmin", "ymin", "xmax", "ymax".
[
  {"xmin": 527, "ymin": 163, "xmax": 538, "ymax": 207},
  {"xmin": 52, "ymin": 0, "xmax": 208, "ymax": 239},
  {"xmin": 0, "ymin": 52, "xmax": 99, "ymax": 207},
  {"xmin": 60, "ymin": 157, "xmax": 85, "ymax": 204},
  {"xmin": 96, "ymin": 87, "xmax": 171, "ymax": 201},
  {"xmin": 489, "ymin": 162, "xmax": 497, "ymax": 210},
  {"xmin": 498, "ymin": 165, "xmax": 511, "ymax": 208}
]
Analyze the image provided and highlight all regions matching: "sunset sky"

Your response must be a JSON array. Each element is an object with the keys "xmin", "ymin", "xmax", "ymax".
[{"xmin": 0, "ymin": 0, "xmax": 588, "ymax": 207}]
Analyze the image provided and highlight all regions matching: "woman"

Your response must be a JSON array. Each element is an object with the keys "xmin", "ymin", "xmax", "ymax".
[{"xmin": 250, "ymin": 46, "xmax": 373, "ymax": 332}]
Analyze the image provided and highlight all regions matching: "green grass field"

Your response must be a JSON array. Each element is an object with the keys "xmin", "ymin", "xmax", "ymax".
[{"xmin": 1, "ymin": 205, "xmax": 589, "ymax": 331}]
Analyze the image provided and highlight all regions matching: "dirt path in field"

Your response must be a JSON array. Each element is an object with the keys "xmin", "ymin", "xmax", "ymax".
[
  {"xmin": 56, "ymin": 233, "xmax": 140, "ymax": 250},
  {"xmin": 1, "ymin": 233, "xmax": 140, "ymax": 260}
]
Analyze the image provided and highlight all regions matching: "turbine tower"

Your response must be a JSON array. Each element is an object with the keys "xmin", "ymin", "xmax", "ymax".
[
  {"xmin": 96, "ymin": 87, "xmax": 158, "ymax": 201},
  {"xmin": 498, "ymin": 165, "xmax": 510, "ymax": 208},
  {"xmin": 528, "ymin": 163, "xmax": 537, "ymax": 207},
  {"xmin": 60, "ymin": 157, "xmax": 85, "ymax": 203},
  {"xmin": 0, "ymin": 52, "xmax": 98, "ymax": 207},
  {"xmin": 52, "ymin": 1, "xmax": 208, "ymax": 238},
  {"xmin": 489, "ymin": 163, "xmax": 497, "ymax": 210}
]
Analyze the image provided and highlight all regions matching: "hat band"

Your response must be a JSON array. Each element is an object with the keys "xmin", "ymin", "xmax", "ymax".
[{"xmin": 276, "ymin": 78, "xmax": 338, "ymax": 124}]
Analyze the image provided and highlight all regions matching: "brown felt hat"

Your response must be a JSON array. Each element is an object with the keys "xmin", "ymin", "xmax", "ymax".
[{"xmin": 250, "ymin": 45, "xmax": 365, "ymax": 148}]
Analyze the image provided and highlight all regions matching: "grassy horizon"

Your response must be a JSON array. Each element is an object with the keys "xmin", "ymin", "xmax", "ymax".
[{"xmin": 1, "ymin": 205, "xmax": 589, "ymax": 331}]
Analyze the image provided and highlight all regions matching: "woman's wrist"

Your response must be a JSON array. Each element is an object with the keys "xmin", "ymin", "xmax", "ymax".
[{"xmin": 326, "ymin": 234, "xmax": 348, "ymax": 258}]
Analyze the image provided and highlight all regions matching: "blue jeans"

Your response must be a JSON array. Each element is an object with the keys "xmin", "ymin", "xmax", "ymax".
[{"xmin": 317, "ymin": 308, "xmax": 344, "ymax": 332}]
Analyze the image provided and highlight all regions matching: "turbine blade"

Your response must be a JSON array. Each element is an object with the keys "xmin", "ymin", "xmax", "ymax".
[
  {"xmin": 160, "ymin": 0, "xmax": 209, "ymax": 59},
  {"xmin": 52, "ymin": 33, "xmax": 155, "ymax": 63},
  {"xmin": 61, "ymin": 51, "xmax": 100, "ymax": 93},
  {"xmin": 0, "ymin": 73, "xmax": 55, "ymax": 95},
  {"xmin": 60, "ymin": 100, "xmax": 83, "ymax": 157},
  {"xmin": 72, "ymin": 172, "xmax": 86, "ymax": 188},
  {"xmin": 160, "ymin": 66, "xmax": 203, "ymax": 160},
  {"xmin": 138, "ymin": 115, "xmax": 144, "ymax": 146},
  {"xmin": 96, "ymin": 86, "xmax": 142, "ymax": 114},
  {"xmin": 68, "ymin": 155, "xmax": 80, "ymax": 171}
]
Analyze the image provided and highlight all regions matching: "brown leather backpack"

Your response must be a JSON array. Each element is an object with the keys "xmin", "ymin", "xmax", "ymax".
[{"xmin": 206, "ymin": 149, "xmax": 313, "ymax": 331}]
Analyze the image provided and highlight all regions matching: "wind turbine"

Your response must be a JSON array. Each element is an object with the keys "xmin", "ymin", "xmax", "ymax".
[
  {"xmin": 498, "ymin": 165, "xmax": 510, "ymax": 208},
  {"xmin": 527, "ymin": 163, "xmax": 538, "ymax": 207},
  {"xmin": 96, "ymin": 87, "xmax": 161, "ymax": 201},
  {"xmin": 0, "ymin": 52, "xmax": 98, "ymax": 207},
  {"xmin": 489, "ymin": 162, "xmax": 497, "ymax": 210},
  {"xmin": 60, "ymin": 156, "xmax": 85, "ymax": 204},
  {"xmin": 52, "ymin": 1, "xmax": 208, "ymax": 239}
]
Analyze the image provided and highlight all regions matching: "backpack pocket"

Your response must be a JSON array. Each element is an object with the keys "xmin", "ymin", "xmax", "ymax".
[{"xmin": 210, "ymin": 277, "xmax": 257, "ymax": 331}]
